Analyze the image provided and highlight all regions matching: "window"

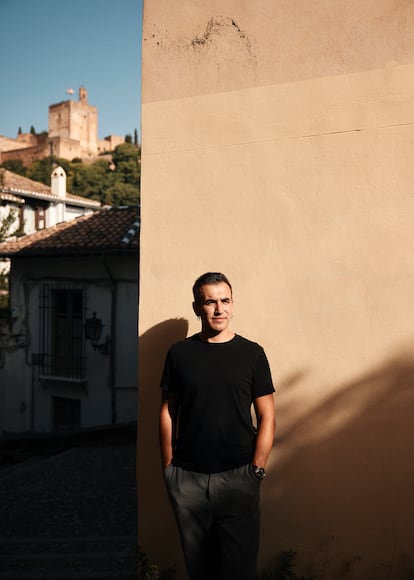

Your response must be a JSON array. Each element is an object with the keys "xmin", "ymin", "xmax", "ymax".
[
  {"xmin": 18, "ymin": 205, "xmax": 25, "ymax": 233},
  {"xmin": 39, "ymin": 283, "xmax": 86, "ymax": 380},
  {"xmin": 35, "ymin": 206, "xmax": 46, "ymax": 230}
]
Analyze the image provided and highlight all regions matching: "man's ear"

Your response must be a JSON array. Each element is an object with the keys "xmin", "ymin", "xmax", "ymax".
[{"xmin": 192, "ymin": 301, "xmax": 200, "ymax": 316}]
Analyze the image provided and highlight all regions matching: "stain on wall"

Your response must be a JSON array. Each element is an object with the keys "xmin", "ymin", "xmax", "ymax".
[{"xmin": 190, "ymin": 16, "xmax": 256, "ymax": 62}]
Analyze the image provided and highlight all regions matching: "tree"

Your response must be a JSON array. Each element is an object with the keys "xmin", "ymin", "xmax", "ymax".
[
  {"xmin": 112, "ymin": 142, "xmax": 140, "ymax": 170},
  {"xmin": 110, "ymin": 143, "xmax": 140, "ymax": 202},
  {"xmin": 104, "ymin": 183, "xmax": 140, "ymax": 206},
  {"xmin": 18, "ymin": 126, "xmax": 22, "ymax": 135},
  {"xmin": 0, "ymin": 159, "xmax": 26, "ymax": 177},
  {"xmin": 0, "ymin": 210, "xmax": 17, "ymax": 241},
  {"xmin": 0, "ymin": 263, "xmax": 9, "ymax": 309},
  {"xmin": 0, "ymin": 208, "xmax": 18, "ymax": 309},
  {"xmin": 125, "ymin": 133, "xmax": 133, "ymax": 144},
  {"xmin": 67, "ymin": 159, "xmax": 111, "ymax": 203},
  {"xmin": 2, "ymin": 144, "xmax": 140, "ymax": 207},
  {"xmin": 26, "ymin": 156, "xmax": 70, "ymax": 185},
  {"xmin": 30, "ymin": 125, "xmax": 36, "ymax": 135}
]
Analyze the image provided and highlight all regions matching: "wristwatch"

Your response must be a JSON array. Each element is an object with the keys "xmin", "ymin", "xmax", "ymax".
[{"xmin": 252, "ymin": 464, "xmax": 266, "ymax": 480}]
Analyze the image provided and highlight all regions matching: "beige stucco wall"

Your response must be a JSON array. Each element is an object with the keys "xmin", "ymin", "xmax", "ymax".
[{"xmin": 138, "ymin": 1, "xmax": 414, "ymax": 578}]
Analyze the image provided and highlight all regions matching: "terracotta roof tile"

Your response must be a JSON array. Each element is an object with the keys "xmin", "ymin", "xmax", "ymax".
[
  {"xmin": 0, "ymin": 169, "xmax": 51, "ymax": 195},
  {"xmin": 0, "ymin": 206, "xmax": 139, "ymax": 256},
  {"xmin": 0, "ymin": 169, "xmax": 100, "ymax": 208}
]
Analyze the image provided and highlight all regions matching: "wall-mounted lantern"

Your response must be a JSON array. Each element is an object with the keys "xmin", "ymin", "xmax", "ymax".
[{"xmin": 84, "ymin": 312, "xmax": 110, "ymax": 355}]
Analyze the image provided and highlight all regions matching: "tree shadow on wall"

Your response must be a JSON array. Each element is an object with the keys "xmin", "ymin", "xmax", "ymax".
[
  {"xmin": 137, "ymin": 318, "xmax": 189, "ymax": 576},
  {"xmin": 261, "ymin": 348, "xmax": 414, "ymax": 580}
]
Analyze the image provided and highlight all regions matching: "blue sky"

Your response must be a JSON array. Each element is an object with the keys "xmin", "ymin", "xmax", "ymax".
[{"xmin": 0, "ymin": 0, "xmax": 142, "ymax": 141}]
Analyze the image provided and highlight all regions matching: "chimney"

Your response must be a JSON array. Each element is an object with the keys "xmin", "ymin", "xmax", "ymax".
[
  {"xmin": 51, "ymin": 166, "xmax": 66, "ymax": 199},
  {"xmin": 51, "ymin": 166, "xmax": 66, "ymax": 224}
]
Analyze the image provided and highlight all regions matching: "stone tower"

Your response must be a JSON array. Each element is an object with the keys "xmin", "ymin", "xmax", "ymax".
[
  {"xmin": 79, "ymin": 86, "xmax": 88, "ymax": 104},
  {"xmin": 48, "ymin": 86, "xmax": 98, "ymax": 158}
]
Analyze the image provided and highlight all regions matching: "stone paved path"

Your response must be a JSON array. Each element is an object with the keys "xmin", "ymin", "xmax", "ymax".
[{"xmin": 0, "ymin": 439, "xmax": 138, "ymax": 579}]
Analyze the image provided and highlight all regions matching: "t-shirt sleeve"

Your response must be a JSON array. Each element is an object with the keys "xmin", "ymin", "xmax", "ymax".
[
  {"xmin": 160, "ymin": 348, "xmax": 177, "ymax": 393},
  {"xmin": 252, "ymin": 347, "xmax": 275, "ymax": 398}
]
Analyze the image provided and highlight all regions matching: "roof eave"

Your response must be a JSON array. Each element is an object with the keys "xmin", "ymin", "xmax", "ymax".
[
  {"xmin": 1, "ymin": 187, "xmax": 100, "ymax": 209},
  {"xmin": 0, "ymin": 248, "xmax": 138, "ymax": 258}
]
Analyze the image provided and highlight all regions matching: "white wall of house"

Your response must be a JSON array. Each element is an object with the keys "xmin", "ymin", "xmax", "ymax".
[
  {"xmin": 22, "ymin": 206, "xmax": 36, "ymax": 234},
  {"xmin": 0, "ymin": 349, "xmax": 31, "ymax": 433},
  {"xmin": 0, "ymin": 254, "xmax": 138, "ymax": 435},
  {"xmin": 1, "ymin": 168, "xmax": 98, "ymax": 238},
  {"xmin": 65, "ymin": 206, "xmax": 92, "ymax": 220},
  {"xmin": 114, "ymin": 280, "xmax": 139, "ymax": 422},
  {"xmin": 1, "ymin": 198, "xmax": 94, "ymax": 237}
]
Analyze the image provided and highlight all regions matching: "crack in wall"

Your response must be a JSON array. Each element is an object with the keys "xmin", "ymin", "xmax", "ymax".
[{"xmin": 190, "ymin": 16, "xmax": 256, "ymax": 62}]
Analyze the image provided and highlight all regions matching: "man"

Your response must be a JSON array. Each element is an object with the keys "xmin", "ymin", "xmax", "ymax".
[{"xmin": 159, "ymin": 272, "xmax": 275, "ymax": 580}]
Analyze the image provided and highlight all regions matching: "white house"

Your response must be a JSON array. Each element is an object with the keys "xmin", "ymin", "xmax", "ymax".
[
  {"xmin": 0, "ymin": 206, "xmax": 139, "ymax": 435},
  {"xmin": 0, "ymin": 167, "xmax": 100, "ymax": 236}
]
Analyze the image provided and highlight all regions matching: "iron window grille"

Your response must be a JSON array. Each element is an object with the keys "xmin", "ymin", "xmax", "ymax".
[{"xmin": 39, "ymin": 283, "xmax": 86, "ymax": 381}]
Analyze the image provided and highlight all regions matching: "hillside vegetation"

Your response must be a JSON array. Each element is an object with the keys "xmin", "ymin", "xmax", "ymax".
[{"xmin": 1, "ymin": 142, "xmax": 140, "ymax": 207}]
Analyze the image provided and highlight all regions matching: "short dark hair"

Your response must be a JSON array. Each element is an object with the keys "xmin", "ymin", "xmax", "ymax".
[{"xmin": 192, "ymin": 272, "xmax": 232, "ymax": 303}]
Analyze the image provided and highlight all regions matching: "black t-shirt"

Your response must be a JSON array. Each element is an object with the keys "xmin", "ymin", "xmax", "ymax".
[{"xmin": 160, "ymin": 333, "xmax": 275, "ymax": 473}]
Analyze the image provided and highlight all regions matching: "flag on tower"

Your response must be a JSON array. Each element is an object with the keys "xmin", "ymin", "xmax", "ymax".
[{"xmin": 66, "ymin": 88, "xmax": 74, "ymax": 95}]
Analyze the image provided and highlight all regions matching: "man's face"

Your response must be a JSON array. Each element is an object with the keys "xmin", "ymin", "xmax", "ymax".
[{"xmin": 193, "ymin": 282, "xmax": 234, "ymax": 336}]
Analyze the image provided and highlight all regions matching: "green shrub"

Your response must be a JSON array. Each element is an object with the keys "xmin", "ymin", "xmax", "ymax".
[
  {"xmin": 135, "ymin": 546, "xmax": 316, "ymax": 580},
  {"xmin": 260, "ymin": 549, "xmax": 317, "ymax": 580},
  {"xmin": 136, "ymin": 546, "xmax": 176, "ymax": 580}
]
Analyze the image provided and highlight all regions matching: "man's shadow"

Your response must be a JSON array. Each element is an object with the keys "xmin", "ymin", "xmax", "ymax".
[{"xmin": 137, "ymin": 318, "xmax": 189, "ymax": 574}]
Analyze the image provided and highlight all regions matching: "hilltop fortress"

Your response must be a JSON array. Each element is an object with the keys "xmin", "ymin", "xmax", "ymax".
[{"xmin": 0, "ymin": 87, "xmax": 124, "ymax": 166}]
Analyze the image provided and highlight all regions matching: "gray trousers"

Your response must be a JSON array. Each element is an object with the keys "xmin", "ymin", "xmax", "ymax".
[{"xmin": 163, "ymin": 463, "xmax": 261, "ymax": 580}]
